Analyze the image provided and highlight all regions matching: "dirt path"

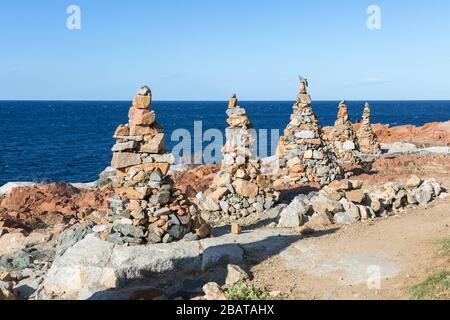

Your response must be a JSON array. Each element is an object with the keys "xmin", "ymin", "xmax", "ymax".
[{"xmin": 249, "ymin": 196, "xmax": 450, "ymax": 300}]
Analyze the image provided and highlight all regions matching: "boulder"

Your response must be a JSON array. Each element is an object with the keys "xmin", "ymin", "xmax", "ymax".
[
  {"xmin": 232, "ymin": 179, "xmax": 258, "ymax": 198},
  {"xmin": 334, "ymin": 212, "xmax": 356, "ymax": 225},
  {"xmin": 55, "ymin": 224, "xmax": 93, "ymax": 258},
  {"xmin": 404, "ymin": 175, "xmax": 422, "ymax": 189},
  {"xmin": 196, "ymin": 193, "xmax": 220, "ymax": 212},
  {"xmin": 278, "ymin": 197, "xmax": 310, "ymax": 228},
  {"xmin": 203, "ymin": 282, "xmax": 227, "ymax": 300},
  {"xmin": 310, "ymin": 196, "xmax": 343, "ymax": 214},
  {"xmin": 345, "ymin": 190, "xmax": 366, "ymax": 204},
  {"xmin": 412, "ymin": 186, "xmax": 433, "ymax": 204},
  {"xmin": 225, "ymin": 264, "xmax": 250, "ymax": 285}
]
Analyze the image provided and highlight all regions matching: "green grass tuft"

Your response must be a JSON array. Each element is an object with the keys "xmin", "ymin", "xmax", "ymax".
[
  {"xmin": 436, "ymin": 238, "xmax": 450, "ymax": 256},
  {"xmin": 225, "ymin": 281, "xmax": 275, "ymax": 301},
  {"xmin": 410, "ymin": 270, "xmax": 450, "ymax": 300}
]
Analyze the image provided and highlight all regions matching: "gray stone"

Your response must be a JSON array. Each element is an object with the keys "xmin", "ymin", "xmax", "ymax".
[
  {"xmin": 334, "ymin": 212, "xmax": 356, "ymax": 225},
  {"xmin": 149, "ymin": 191, "xmax": 171, "ymax": 206},
  {"xmin": 107, "ymin": 198, "xmax": 124, "ymax": 210},
  {"xmin": 225, "ymin": 264, "xmax": 250, "ymax": 285},
  {"xmin": 149, "ymin": 170, "xmax": 164, "ymax": 182},
  {"xmin": 154, "ymin": 207, "xmax": 171, "ymax": 217},
  {"xmin": 343, "ymin": 140, "xmax": 355, "ymax": 151},
  {"xmin": 137, "ymin": 85, "xmax": 151, "ymax": 96},
  {"xmin": 107, "ymin": 233, "xmax": 124, "ymax": 245},
  {"xmin": 55, "ymin": 224, "xmax": 93, "ymax": 258},
  {"xmin": 113, "ymin": 135, "xmax": 144, "ymax": 142},
  {"xmin": 168, "ymin": 225, "xmax": 188, "ymax": 240},
  {"xmin": 147, "ymin": 232, "xmax": 162, "ymax": 244},
  {"xmin": 219, "ymin": 200, "xmax": 230, "ymax": 213},
  {"xmin": 183, "ymin": 233, "xmax": 200, "ymax": 242},
  {"xmin": 295, "ymin": 131, "xmax": 315, "ymax": 139},
  {"xmin": 196, "ymin": 192, "xmax": 220, "ymax": 212},
  {"xmin": 311, "ymin": 196, "xmax": 343, "ymax": 214},
  {"xmin": 112, "ymin": 225, "xmax": 144, "ymax": 239},
  {"xmin": 412, "ymin": 186, "xmax": 433, "ymax": 204},
  {"xmin": 111, "ymin": 141, "xmax": 138, "ymax": 152}
]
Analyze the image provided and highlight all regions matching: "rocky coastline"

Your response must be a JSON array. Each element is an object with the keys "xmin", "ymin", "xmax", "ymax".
[{"xmin": 2, "ymin": 86, "xmax": 450, "ymax": 300}]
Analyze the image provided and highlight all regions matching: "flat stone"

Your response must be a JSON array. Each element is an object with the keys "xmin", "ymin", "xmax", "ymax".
[
  {"xmin": 232, "ymin": 179, "xmax": 258, "ymax": 198},
  {"xmin": 345, "ymin": 190, "xmax": 366, "ymax": 204},
  {"xmin": 140, "ymin": 133, "xmax": 165, "ymax": 154},
  {"xmin": 343, "ymin": 140, "xmax": 356, "ymax": 151},
  {"xmin": 111, "ymin": 153, "xmax": 142, "ymax": 169},
  {"xmin": 112, "ymin": 225, "xmax": 144, "ymax": 239},
  {"xmin": 111, "ymin": 141, "xmax": 138, "ymax": 152},
  {"xmin": 295, "ymin": 131, "xmax": 315, "ymax": 139},
  {"xmin": 208, "ymin": 187, "xmax": 229, "ymax": 201}
]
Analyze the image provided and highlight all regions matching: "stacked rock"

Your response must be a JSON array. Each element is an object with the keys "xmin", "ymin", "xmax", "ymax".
[
  {"xmin": 357, "ymin": 103, "xmax": 381, "ymax": 154},
  {"xmin": 275, "ymin": 78, "xmax": 342, "ymax": 186},
  {"xmin": 105, "ymin": 86, "xmax": 210, "ymax": 245},
  {"xmin": 196, "ymin": 95, "xmax": 280, "ymax": 225},
  {"xmin": 325, "ymin": 101, "xmax": 360, "ymax": 165},
  {"xmin": 278, "ymin": 176, "xmax": 446, "ymax": 229}
]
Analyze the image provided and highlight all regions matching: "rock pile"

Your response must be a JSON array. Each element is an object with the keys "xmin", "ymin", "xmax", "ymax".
[
  {"xmin": 325, "ymin": 100, "xmax": 360, "ymax": 165},
  {"xmin": 197, "ymin": 95, "xmax": 280, "ymax": 225},
  {"xmin": 275, "ymin": 78, "xmax": 342, "ymax": 186},
  {"xmin": 278, "ymin": 175, "xmax": 446, "ymax": 228},
  {"xmin": 107, "ymin": 86, "xmax": 210, "ymax": 244},
  {"xmin": 357, "ymin": 103, "xmax": 381, "ymax": 154},
  {"xmin": 0, "ymin": 273, "xmax": 15, "ymax": 300}
]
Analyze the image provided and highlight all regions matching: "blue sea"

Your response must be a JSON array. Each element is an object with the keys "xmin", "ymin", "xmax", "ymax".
[{"xmin": 1, "ymin": 100, "xmax": 450, "ymax": 186}]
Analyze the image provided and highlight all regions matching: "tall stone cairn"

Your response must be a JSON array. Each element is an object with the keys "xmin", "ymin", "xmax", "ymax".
[
  {"xmin": 326, "ymin": 100, "xmax": 360, "ymax": 165},
  {"xmin": 276, "ymin": 78, "xmax": 342, "ymax": 186},
  {"xmin": 197, "ymin": 94, "xmax": 280, "ymax": 225},
  {"xmin": 357, "ymin": 102, "xmax": 381, "ymax": 154},
  {"xmin": 107, "ymin": 86, "xmax": 210, "ymax": 245}
]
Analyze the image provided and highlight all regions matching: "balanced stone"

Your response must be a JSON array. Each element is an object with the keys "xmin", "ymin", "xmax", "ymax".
[
  {"xmin": 107, "ymin": 86, "xmax": 210, "ymax": 244},
  {"xmin": 356, "ymin": 103, "xmax": 381, "ymax": 154},
  {"xmin": 325, "ymin": 100, "xmax": 360, "ymax": 165},
  {"xmin": 275, "ymin": 77, "xmax": 342, "ymax": 186},
  {"xmin": 197, "ymin": 94, "xmax": 280, "ymax": 225}
]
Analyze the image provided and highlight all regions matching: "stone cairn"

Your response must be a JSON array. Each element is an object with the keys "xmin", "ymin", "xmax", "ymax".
[
  {"xmin": 197, "ymin": 95, "xmax": 280, "ymax": 225},
  {"xmin": 275, "ymin": 77, "xmax": 342, "ymax": 186},
  {"xmin": 331, "ymin": 101, "xmax": 361, "ymax": 163},
  {"xmin": 105, "ymin": 86, "xmax": 210, "ymax": 245},
  {"xmin": 357, "ymin": 102, "xmax": 381, "ymax": 154},
  {"xmin": 325, "ymin": 100, "xmax": 361, "ymax": 165},
  {"xmin": 278, "ymin": 175, "xmax": 445, "ymax": 229}
]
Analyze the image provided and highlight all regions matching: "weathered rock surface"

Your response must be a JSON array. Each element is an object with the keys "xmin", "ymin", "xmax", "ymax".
[{"xmin": 40, "ymin": 229, "xmax": 294, "ymax": 300}]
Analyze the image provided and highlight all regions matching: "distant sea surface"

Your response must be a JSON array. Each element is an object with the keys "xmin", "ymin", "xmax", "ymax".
[{"xmin": 1, "ymin": 100, "xmax": 450, "ymax": 186}]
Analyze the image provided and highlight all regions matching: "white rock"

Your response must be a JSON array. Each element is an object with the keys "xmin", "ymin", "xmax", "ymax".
[
  {"xmin": 0, "ymin": 182, "xmax": 36, "ymax": 196},
  {"xmin": 343, "ymin": 140, "xmax": 356, "ymax": 151},
  {"xmin": 225, "ymin": 264, "xmax": 250, "ymax": 285}
]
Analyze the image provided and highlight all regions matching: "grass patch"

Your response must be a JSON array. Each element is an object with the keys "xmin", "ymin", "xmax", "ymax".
[
  {"xmin": 436, "ymin": 238, "xmax": 450, "ymax": 256},
  {"xmin": 410, "ymin": 270, "xmax": 450, "ymax": 300},
  {"xmin": 225, "ymin": 281, "xmax": 275, "ymax": 301}
]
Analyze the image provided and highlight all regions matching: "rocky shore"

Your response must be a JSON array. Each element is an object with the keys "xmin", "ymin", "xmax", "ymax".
[{"xmin": 1, "ymin": 84, "xmax": 450, "ymax": 300}]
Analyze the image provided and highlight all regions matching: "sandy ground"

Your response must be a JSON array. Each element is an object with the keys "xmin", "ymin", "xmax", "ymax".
[{"xmin": 248, "ymin": 175, "xmax": 450, "ymax": 300}]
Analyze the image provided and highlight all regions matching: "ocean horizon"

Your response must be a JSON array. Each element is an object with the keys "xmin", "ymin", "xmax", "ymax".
[{"xmin": 2, "ymin": 99, "xmax": 450, "ymax": 186}]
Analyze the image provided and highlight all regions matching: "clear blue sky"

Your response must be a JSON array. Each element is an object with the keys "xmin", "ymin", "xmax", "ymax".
[{"xmin": 0, "ymin": 0, "xmax": 449, "ymax": 100}]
